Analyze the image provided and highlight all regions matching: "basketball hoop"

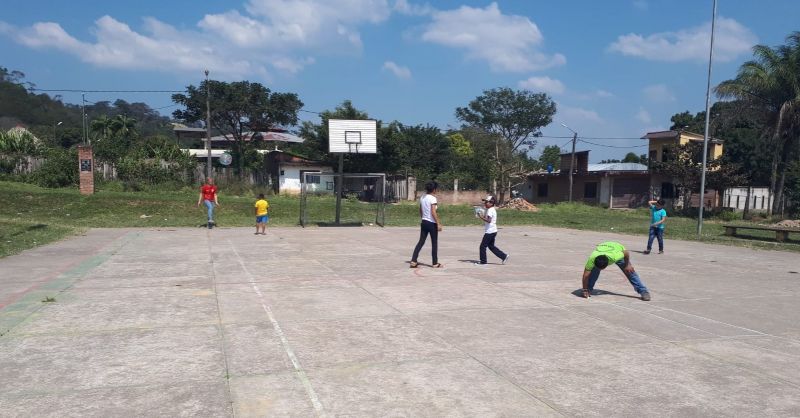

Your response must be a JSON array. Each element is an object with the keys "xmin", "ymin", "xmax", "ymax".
[{"xmin": 345, "ymin": 131, "xmax": 362, "ymax": 154}]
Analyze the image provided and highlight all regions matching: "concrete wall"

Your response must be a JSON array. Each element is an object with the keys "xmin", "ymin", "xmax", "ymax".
[
  {"xmin": 279, "ymin": 165, "xmax": 333, "ymax": 195},
  {"xmin": 415, "ymin": 190, "xmax": 487, "ymax": 205},
  {"xmin": 723, "ymin": 187, "xmax": 772, "ymax": 211}
]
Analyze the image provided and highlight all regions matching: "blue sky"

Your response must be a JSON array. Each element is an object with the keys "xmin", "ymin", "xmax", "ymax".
[{"xmin": 1, "ymin": 0, "xmax": 799, "ymax": 161}]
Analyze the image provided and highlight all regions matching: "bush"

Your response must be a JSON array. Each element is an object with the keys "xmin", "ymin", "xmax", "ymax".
[
  {"xmin": 717, "ymin": 209, "xmax": 742, "ymax": 222},
  {"xmin": 32, "ymin": 148, "xmax": 78, "ymax": 188}
]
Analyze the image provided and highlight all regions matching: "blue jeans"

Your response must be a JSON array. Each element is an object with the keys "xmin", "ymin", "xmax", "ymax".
[
  {"xmin": 647, "ymin": 227, "xmax": 664, "ymax": 251},
  {"xmin": 479, "ymin": 232, "xmax": 507, "ymax": 264},
  {"xmin": 203, "ymin": 200, "xmax": 215, "ymax": 222},
  {"xmin": 588, "ymin": 260, "xmax": 648, "ymax": 295}
]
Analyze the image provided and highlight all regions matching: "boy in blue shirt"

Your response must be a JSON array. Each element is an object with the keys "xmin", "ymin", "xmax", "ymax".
[{"xmin": 644, "ymin": 199, "xmax": 667, "ymax": 254}]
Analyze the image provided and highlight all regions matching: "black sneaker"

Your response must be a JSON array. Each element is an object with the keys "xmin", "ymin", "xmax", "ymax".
[
  {"xmin": 641, "ymin": 292, "xmax": 651, "ymax": 301},
  {"xmin": 502, "ymin": 254, "xmax": 510, "ymax": 265},
  {"xmin": 643, "ymin": 250, "xmax": 651, "ymax": 255}
]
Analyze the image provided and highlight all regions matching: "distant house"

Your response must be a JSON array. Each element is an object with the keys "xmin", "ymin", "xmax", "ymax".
[
  {"xmin": 524, "ymin": 150, "xmax": 650, "ymax": 208},
  {"xmin": 173, "ymin": 126, "xmax": 305, "ymax": 160},
  {"xmin": 265, "ymin": 151, "xmax": 334, "ymax": 195},
  {"xmin": 522, "ymin": 130, "xmax": 768, "ymax": 210},
  {"xmin": 642, "ymin": 130, "xmax": 724, "ymax": 207}
]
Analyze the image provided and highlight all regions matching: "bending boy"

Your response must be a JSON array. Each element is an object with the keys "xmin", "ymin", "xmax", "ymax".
[{"xmin": 581, "ymin": 241, "xmax": 651, "ymax": 301}]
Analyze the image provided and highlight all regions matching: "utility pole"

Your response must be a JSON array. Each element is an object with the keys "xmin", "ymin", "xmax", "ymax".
[
  {"xmin": 81, "ymin": 93, "xmax": 88, "ymax": 144},
  {"xmin": 697, "ymin": 0, "xmax": 717, "ymax": 236},
  {"xmin": 561, "ymin": 123, "xmax": 578, "ymax": 203},
  {"xmin": 205, "ymin": 70, "xmax": 212, "ymax": 180}
]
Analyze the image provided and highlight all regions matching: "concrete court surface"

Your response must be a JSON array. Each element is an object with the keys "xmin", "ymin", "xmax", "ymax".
[{"xmin": 1, "ymin": 225, "xmax": 799, "ymax": 417}]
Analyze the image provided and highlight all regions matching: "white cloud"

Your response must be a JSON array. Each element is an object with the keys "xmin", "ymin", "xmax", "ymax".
[
  {"xmin": 1, "ymin": 0, "xmax": 394, "ymax": 78},
  {"xmin": 636, "ymin": 108, "xmax": 652, "ymax": 124},
  {"xmin": 595, "ymin": 89, "xmax": 614, "ymax": 98},
  {"xmin": 421, "ymin": 2, "xmax": 565, "ymax": 72},
  {"xmin": 643, "ymin": 84, "xmax": 676, "ymax": 102},
  {"xmin": 394, "ymin": 0, "xmax": 434, "ymax": 16},
  {"xmin": 382, "ymin": 61, "xmax": 411, "ymax": 79},
  {"xmin": 558, "ymin": 105, "xmax": 604, "ymax": 125},
  {"xmin": 518, "ymin": 76, "xmax": 565, "ymax": 95},
  {"xmin": 608, "ymin": 17, "xmax": 757, "ymax": 62}
]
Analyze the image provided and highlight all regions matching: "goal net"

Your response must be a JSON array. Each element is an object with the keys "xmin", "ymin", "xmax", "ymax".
[{"xmin": 300, "ymin": 172, "xmax": 386, "ymax": 227}]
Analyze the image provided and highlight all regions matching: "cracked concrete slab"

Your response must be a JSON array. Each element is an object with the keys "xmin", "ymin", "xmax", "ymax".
[{"xmin": 1, "ymin": 225, "xmax": 798, "ymax": 416}]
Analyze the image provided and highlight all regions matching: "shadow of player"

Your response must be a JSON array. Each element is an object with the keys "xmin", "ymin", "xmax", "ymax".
[{"xmin": 571, "ymin": 289, "xmax": 641, "ymax": 300}]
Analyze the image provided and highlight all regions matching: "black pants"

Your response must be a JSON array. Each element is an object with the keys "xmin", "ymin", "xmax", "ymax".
[
  {"xmin": 411, "ymin": 220, "xmax": 438, "ymax": 264},
  {"xmin": 479, "ymin": 232, "xmax": 507, "ymax": 264}
]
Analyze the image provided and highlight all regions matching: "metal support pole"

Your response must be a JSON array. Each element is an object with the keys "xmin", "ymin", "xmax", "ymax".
[
  {"xmin": 204, "ymin": 70, "xmax": 212, "ymax": 180},
  {"xmin": 81, "ymin": 93, "xmax": 87, "ymax": 144},
  {"xmin": 335, "ymin": 154, "xmax": 344, "ymax": 225},
  {"xmin": 568, "ymin": 131, "xmax": 577, "ymax": 203},
  {"xmin": 697, "ymin": 0, "xmax": 717, "ymax": 236}
]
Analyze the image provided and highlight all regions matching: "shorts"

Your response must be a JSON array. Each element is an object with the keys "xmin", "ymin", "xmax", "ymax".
[{"xmin": 256, "ymin": 215, "xmax": 269, "ymax": 223}]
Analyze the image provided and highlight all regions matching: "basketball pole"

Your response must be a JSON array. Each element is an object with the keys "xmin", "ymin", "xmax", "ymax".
[{"xmin": 335, "ymin": 153, "xmax": 344, "ymax": 225}]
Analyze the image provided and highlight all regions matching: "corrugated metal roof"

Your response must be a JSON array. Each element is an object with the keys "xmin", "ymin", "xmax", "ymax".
[{"xmin": 587, "ymin": 163, "xmax": 648, "ymax": 172}]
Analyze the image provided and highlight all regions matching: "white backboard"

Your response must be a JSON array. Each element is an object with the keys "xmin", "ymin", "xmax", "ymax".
[{"xmin": 329, "ymin": 119, "xmax": 377, "ymax": 154}]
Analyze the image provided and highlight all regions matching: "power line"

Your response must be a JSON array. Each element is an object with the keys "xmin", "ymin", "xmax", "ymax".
[
  {"xmin": 31, "ymin": 88, "xmax": 183, "ymax": 93},
  {"xmin": 578, "ymin": 139, "xmax": 649, "ymax": 149}
]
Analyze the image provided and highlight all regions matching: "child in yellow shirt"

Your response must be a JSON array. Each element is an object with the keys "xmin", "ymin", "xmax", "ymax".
[{"xmin": 254, "ymin": 193, "xmax": 269, "ymax": 235}]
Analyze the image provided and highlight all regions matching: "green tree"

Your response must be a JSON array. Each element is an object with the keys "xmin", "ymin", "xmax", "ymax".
[
  {"xmin": 538, "ymin": 145, "xmax": 561, "ymax": 171},
  {"xmin": 715, "ymin": 31, "xmax": 800, "ymax": 214},
  {"xmin": 653, "ymin": 141, "xmax": 748, "ymax": 211},
  {"xmin": 172, "ymin": 80, "xmax": 303, "ymax": 178},
  {"xmin": 669, "ymin": 111, "xmax": 705, "ymax": 132},
  {"xmin": 456, "ymin": 87, "xmax": 556, "ymax": 201}
]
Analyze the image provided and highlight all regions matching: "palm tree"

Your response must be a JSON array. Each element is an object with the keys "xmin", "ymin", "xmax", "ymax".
[
  {"xmin": 110, "ymin": 114, "xmax": 138, "ymax": 138},
  {"xmin": 90, "ymin": 115, "xmax": 113, "ymax": 141},
  {"xmin": 715, "ymin": 32, "xmax": 800, "ymax": 214}
]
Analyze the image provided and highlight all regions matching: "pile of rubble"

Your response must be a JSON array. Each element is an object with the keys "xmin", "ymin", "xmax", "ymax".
[
  {"xmin": 773, "ymin": 219, "xmax": 800, "ymax": 229},
  {"xmin": 499, "ymin": 198, "xmax": 540, "ymax": 212}
]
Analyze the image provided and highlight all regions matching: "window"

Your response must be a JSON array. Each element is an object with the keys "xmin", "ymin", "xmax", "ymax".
[
  {"xmin": 662, "ymin": 146, "xmax": 672, "ymax": 162},
  {"xmin": 648, "ymin": 150, "xmax": 657, "ymax": 167},
  {"xmin": 661, "ymin": 182, "xmax": 675, "ymax": 199},
  {"xmin": 537, "ymin": 183, "xmax": 548, "ymax": 197},
  {"xmin": 584, "ymin": 182, "xmax": 598, "ymax": 199},
  {"xmin": 308, "ymin": 175, "xmax": 320, "ymax": 184}
]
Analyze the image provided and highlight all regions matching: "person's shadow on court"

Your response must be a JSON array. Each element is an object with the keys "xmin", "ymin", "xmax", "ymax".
[{"xmin": 571, "ymin": 289, "xmax": 641, "ymax": 299}]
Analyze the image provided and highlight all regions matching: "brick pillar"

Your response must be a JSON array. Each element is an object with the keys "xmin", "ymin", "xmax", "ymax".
[{"xmin": 78, "ymin": 145, "xmax": 94, "ymax": 195}]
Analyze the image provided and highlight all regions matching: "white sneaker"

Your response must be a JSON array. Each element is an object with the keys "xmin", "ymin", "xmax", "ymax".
[
  {"xmin": 474, "ymin": 262, "xmax": 487, "ymax": 266},
  {"xmin": 502, "ymin": 254, "xmax": 510, "ymax": 265}
]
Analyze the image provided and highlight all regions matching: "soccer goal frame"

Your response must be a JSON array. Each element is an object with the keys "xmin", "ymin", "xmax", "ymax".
[{"xmin": 300, "ymin": 172, "xmax": 386, "ymax": 227}]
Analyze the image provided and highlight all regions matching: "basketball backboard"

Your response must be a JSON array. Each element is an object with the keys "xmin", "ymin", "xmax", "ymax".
[{"xmin": 329, "ymin": 119, "xmax": 377, "ymax": 154}]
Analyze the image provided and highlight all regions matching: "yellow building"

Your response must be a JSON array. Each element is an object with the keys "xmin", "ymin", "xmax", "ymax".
[
  {"xmin": 642, "ymin": 130, "xmax": 724, "ymax": 207},
  {"xmin": 642, "ymin": 130, "xmax": 723, "ymax": 164}
]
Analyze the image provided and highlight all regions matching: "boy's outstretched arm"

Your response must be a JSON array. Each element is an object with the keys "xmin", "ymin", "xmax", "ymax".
[{"xmin": 581, "ymin": 269, "xmax": 592, "ymax": 297}]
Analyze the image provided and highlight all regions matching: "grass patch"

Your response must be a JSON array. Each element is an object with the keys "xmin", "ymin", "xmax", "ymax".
[
  {"xmin": 41, "ymin": 296, "xmax": 56, "ymax": 303},
  {"xmin": 1, "ymin": 181, "xmax": 797, "ymax": 257},
  {"xmin": 0, "ymin": 220, "xmax": 79, "ymax": 258}
]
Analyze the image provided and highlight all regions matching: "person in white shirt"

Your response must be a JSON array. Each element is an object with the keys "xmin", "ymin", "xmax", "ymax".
[
  {"xmin": 475, "ymin": 195, "xmax": 509, "ymax": 265},
  {"xmin": 410, "ymin": 181, "xmax": 443, "ymax": 268}
]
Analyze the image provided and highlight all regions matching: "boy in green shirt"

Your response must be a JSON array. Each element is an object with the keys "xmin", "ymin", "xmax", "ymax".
[{"xmin": 581, "ymin": 241, "xmax": 651, "ymax": 301}]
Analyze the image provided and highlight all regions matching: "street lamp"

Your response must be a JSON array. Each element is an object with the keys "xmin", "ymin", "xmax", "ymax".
[
  {"xmin": 53, "ymin": 121, "xmax": 62, "ymax": 144},
  {"xmin": 697, "ymin": 0, "xmax": 717, "ymax": 236},
  {"xmin": 560, "ymin": 122, "xmax": 578, "ymax": 203}
]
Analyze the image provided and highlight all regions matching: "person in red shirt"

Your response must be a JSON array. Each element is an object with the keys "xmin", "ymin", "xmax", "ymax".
[{"xmin": 197, "ymin": 177, "xmax": 219, "ymax": 226}]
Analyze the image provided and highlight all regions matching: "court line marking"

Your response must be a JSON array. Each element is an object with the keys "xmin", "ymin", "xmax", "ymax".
[{"xmin": 228, "ymin": 240, "xmax": 326, "ymax": 417}]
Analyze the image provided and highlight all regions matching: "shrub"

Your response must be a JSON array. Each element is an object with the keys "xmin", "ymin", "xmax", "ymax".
[
  {"xmin": 32, "ymin": 148, "xmax": 78, "ymax": 188},
  {"xmin": 717, "ymin": 209, "xmax": 742, "ymax": 222}
]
